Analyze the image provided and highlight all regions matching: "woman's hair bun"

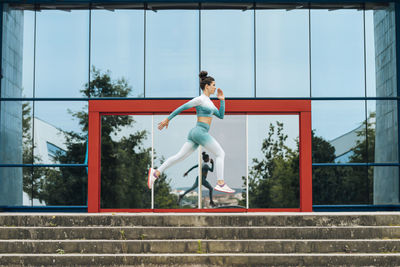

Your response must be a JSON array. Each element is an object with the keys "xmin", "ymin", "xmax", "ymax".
[
  {"xmin": 199, "ymin": 71, "xmax": 208, "ymax": 80},
  {"xmin": 202, "ymin": 152, "xmax": 206, "ymax": 156}
]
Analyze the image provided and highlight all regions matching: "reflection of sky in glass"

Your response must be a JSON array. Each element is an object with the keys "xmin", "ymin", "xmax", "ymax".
[
  {"xmin": 311, "ymin": 10, "xmax": 365, "ymax": 97},
  {"xmin": 146, "ymin": 10, "xmax": 199, "ymax": 97},
  {"xmin": 201, "ymin": 10, "xmax": 254, "ymax": 97},
  {"xmin": 21, "ymin": 8, "xmax": 379, "ymax": 142},
  {"xmin": 35, "ymin": 10, "xmax": 89, "ymax": 97},
  {"xmin": 312, "ymin": 101, "xmax": 365, "ymax": 142},
  {"xmin": 91, "ymin": 10, "xmax": 144, "ymax": 97},
  {"xmin": 256, "ymin": 10, "xmax": 309, "ymax": 97}
]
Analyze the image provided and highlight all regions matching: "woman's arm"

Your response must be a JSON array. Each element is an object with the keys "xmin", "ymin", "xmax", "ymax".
[
  {"xmin": 213, "ymin": 88, "xmax": 225, "ymax": 119},
  {"xmin": 158, "ymin": 96, "xmax": 201, "ymax": 130},
  {"xmin": 208, "ymin": 159, "xmax": 214, "ymax": 172},
  {"xmin": 184, "ymin": 164, "xmax": 198, "ymax": 176}
]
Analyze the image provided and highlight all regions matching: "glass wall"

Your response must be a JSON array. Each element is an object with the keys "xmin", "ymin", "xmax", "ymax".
[{"xmin": 0, "ymin": 3, "xmax": 398, "ymax": 207}]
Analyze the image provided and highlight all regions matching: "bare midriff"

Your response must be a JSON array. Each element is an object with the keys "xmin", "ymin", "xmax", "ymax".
[{"xmin": 198, "ymin": 117, "xmax": 212, "ymax": 125}]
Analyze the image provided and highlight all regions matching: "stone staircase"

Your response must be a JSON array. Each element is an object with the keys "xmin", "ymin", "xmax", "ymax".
[{"xmin": 0, "ymin": 213, "xmax": 400, "ymax": 266}]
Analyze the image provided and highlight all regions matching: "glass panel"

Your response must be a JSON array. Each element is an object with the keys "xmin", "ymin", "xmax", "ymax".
[
  {"xmin": 366, "ymin": 6, "xmax": 397, "ymax": 97},
  {"xmin": 22, "ymin": 10, "xmax": 35, "ymax": 98},
  {"xmin": 248, "ymin": 115, "xmax": 300, "ymax": 208},
  {"xmin": 312, "ymin": 101, "xmax": 365, "ymax": 163},
  {"xmin": 33, "ymin": 101, "xmax": 87, "ymax": 164},
  {"xmin": 153, "ymin": 115, "xmax": 196, "ymax": 209},
  {"xmin": 146, "ymin": 10, "xmax": 199, "ymax": 98},
  {"xmin": 311, "ymin": 10, "xmax": 365, "ymax": 97},
  {"xmin": 1, "ymin": 6, "xmax": 26, "ymax": 98},
  {"xmin": 201, "ymin": 10, "xmax": 254, "ymax": 97},
  {"xmin": 0, "ymin": 166, "xmax": 87, "ymax": 206},
  {"xmin": 256, "ymin": 10, "xmax": 309, "ymax": 97},
  {"xmin": 205, "ymin": 115, "xmax": 246, "ymax": 208},
  {"xmin": 368, "ymin": 100, "xmax": 398, "ymax": 163},
  {"xmin": 91, "ymin": 10, "xmax": 144, "ymax": 98},
  {"xmin": 0, "ymin": 101, "xmax": 31, "ymax": 164},
  {"xmin": 313, "ymin": 166, "xmax": 371, "ymax": 204},
  {"xmin": 35, "ymin": 10, "xmax": 89, "ymax": 97},
  {"xmin": 373, "ymin": 166, "xmax": 399, "ymax": 204},
  {"xmin": 100, "ymin": 115, "xmax": 152, "ymax": 209}
]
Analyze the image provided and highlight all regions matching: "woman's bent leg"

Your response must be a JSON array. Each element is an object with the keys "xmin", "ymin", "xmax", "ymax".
[{"xmin": 158, "ymin": 141, "xmax": 198, "ymax": 174}]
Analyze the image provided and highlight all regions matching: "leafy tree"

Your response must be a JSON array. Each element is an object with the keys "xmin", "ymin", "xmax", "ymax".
[{"xmin": 23, "ymin": 67, "xmax": 177, "ymax": 207}]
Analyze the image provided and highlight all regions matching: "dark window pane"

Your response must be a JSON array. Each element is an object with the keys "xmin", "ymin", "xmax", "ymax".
[{"xmin": 100, "ymin": 115, "xmax": 152, "ymax": 209}]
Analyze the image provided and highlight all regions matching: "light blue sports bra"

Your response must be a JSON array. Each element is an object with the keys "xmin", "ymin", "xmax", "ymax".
[{"xmin": 167, "ymin": 94, "xmax": 225, "ymax": 121}]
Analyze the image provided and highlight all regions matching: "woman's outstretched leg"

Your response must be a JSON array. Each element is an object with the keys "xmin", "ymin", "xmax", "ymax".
[{"xmin": 148, "ymin": 141, "xmax": 198, "ymax": 189}]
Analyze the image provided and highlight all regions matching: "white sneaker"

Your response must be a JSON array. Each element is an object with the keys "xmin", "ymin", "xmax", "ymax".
[
  {"xmin": 147, "ymin": 168, "xmax": 159, "ymax": 189},
  {"xmin": 214, "ymin": 183, "xmax": 235, "ymax": 194}
]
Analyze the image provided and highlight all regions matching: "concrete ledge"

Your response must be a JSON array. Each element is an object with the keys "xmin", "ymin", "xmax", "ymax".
[
  {"xmin": 1, "ymin": 239, "xmax": 400, "ymax": 254},
  {"xmin": 1, "ymin": 226, "xmax": 400, "ymax": 240},
  {"xmin": 1, "ymin": 253, "xmax": 400, "ymax": 266},
  {"xmin": 1, "ymin": 213, "xmax": 400, "ymax": 227}
]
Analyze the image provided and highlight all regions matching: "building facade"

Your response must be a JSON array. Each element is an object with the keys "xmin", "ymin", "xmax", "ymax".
[{"xmin": 0, "ymin": 0, "xmax": 399, "ymax": 211}]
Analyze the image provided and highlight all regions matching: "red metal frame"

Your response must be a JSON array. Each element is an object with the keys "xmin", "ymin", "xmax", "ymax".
[{"xmin": 88, "ymin": 99, "xmax": 312, "ymax": 213}]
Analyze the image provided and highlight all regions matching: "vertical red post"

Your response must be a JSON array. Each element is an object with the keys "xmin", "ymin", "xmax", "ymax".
[
  {"xmin": 88, "ymin": 109, "xmax": 101, "ymax": 213},
  {"xmin": 300, "ymin": 111, "xmax": 313, "ymax": 212}
]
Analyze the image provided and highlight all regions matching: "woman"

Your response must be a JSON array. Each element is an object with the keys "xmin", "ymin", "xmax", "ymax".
[
  {"xmin": 179, "ymin": 152, "xmax": 216, "ymax": 207},
  {"xmin": 147, "ymin": 70, "xmax": 234, "ymax": 194}
]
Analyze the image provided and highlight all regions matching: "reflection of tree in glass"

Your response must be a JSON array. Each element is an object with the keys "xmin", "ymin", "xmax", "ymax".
[
  {"xmin": 23, "ymin": 67, "xmax": 177, "ymax": 207},
  {"xmin": 242, "ymin": 114, "xmax": 375, "ymax": 208},
  {"xmin": 22, "ymin": 102, "xmax": 47, "ymax": 203},
  {"xmin": 241, "ymin": 122, "xmax": 299, "ymax": 208},
  {"xmin": 313, "ymin": 112, "xmax": 375, "ymax": 205}
]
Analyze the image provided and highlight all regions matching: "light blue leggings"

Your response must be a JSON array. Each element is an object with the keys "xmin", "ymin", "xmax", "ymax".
[{"xmin": 158, "ymin": 122, "xmax": 225, "ymax": 181}]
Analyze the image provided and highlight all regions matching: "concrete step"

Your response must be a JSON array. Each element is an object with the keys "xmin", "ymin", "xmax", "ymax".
[
  {"xmin": 1, "ymin": 226, "xmax": 400, "ymax": 240},
  {"xmin": 1, "ymin": 239, "xmax": 400, "ymax": 254},
  {"xmin": 1, "ymin": 253, "xmax": 400, "ymax": 266},
  {"xmin": 1, "ymin": 213, "xmax": 400, "ymax": 227}
]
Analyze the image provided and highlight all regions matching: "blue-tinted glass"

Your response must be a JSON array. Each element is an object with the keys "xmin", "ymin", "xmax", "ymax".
[
  {"xmin": 366, "ymin": 7, "xmax": 397, "ymax": 97},
  {"xmin": 146, "ymin": 10, "xmax": 199, "ymax": 98},
  {"xmin": 311, "ymin": 10, "xmax": 365, "ymax": 97},
  {"xmin": 1, "ymin": 6, "xmax": 24, "ymax": 98},
  {"xmin": 367, "ymin": 100, "xmax": 398, "ymax": 163},
  {"xmin": 34, "ymin": 101, "xmax": 87, "ymax": 164},
  {"xmin": 35, "ymin": 10, "xmax": 89, "ymax": 97},
  {"xmin": 248, "ymin": 115, "xmax": 299, "ymax": 208},
  {"xmin": 256, "ymin": 10, "xmax": 309, "ymax": 97},
  {"xmin": 91, "ymin": 10, "xmax": 144, "ymax": 98},
  {"xmin": 201, "ymin": 10, "xmax": 254, "ymax": 97},
  {"xmin": 22, "ymin": 11, "xmax": 35, "ymax": 98},
  {"xmin": 312, "ymin": 101, "xmax": 366, "ymax": 163},
  {"xmin": 373, "ymin": 166, "xmax": 399, "ymax": 204}
]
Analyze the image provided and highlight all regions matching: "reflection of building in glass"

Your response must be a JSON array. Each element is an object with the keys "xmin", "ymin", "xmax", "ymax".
[
  {"xmin": 374, "ymin": 9, "xmax": 399, "ymax": 204},
  {"xmin": 23, "ymin": 117, "xmax": 67, "ymax": 205},
  {"xmin": 0, "ymin": 5, "xmax": 23, "ymax": 206},
  {"xmin": 33, "ymin": 117, "xmax": 67, "ymax": 164},
  {"xmin": 329, "ymin": 124, "xmax": 365, "ymax": 163}
]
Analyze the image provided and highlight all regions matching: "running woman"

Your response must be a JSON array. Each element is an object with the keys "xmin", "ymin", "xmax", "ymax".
[
  {"xmin": 147, "ymin": 71, "xmax": 235, "ymax": 193},
  {"xmin": 178, "ymin": 152, "xmax": 216, "ymax": 207}
]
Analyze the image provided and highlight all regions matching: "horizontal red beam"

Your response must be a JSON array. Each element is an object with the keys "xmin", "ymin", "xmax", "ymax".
[{"xmin": 90, "ymin": 99, "xmax": 311, "ymax": 113}]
